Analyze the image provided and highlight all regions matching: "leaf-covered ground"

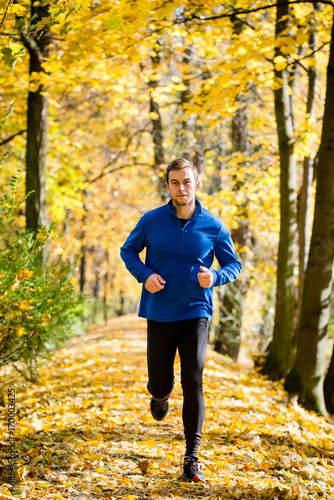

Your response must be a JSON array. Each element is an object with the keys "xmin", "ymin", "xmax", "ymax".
[{"xmin": 1, "ymin": 315, "xmax": 334, "ymax": 499}]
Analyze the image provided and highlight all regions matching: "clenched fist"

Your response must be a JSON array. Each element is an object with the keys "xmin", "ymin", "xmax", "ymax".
[
  {"xmin": 145, "ymin": 273, "xmax": 166, "ymax": 293},
  {"xmin": 197, "ymin": 266, "xmax": 214, "ymax": 288}
]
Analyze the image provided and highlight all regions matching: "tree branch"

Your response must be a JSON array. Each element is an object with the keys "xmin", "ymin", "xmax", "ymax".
[
  {"xmin": 0, "ymin": 0, "xmax": 12, "ymax": 30},
  {"xmin": 0, "ymin": 329, "xmax": 36, "ymax": 363},
  {"xmin": 177, "ymin": 1, "xmax": 334, "ymax": 24},
  {"xmin": 293, "ymin": 39, "xmax": 331, "ymax": 63},
  {"xmin": 89, "ymin": 162, "xmax": 151, "ymax": 184},
  {"xmin": 0, "ymin": 129, "xmax": 26, "ymax": 146},
  {"xmin": 0, "ymin": 30, "xmax": 20, "ymax": 38}
]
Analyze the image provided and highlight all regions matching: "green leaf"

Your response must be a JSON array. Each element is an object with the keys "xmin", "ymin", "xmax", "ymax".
[
  {"xmin": 30, "ymin": 13, "xmax": 39, "ymax": 22},
  {"xmin": 14, "ymin": 18, "xmax": 26, "ymax": 30}
]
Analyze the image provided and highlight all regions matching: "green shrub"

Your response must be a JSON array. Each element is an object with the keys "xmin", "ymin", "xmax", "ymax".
[{"xmin": 0, "ymin": 175, "xmax": 83, "ymax": 382}]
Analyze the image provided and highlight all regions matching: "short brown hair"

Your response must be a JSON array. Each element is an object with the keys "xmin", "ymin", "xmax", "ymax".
[{"xmin": 166, "ymin": 158, "xmax": 198, "ymax": 184}]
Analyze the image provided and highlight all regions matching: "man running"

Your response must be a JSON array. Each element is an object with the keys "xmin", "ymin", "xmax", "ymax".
[{"xmin": 120, "ymin": 158, "xmax": 242, "ymax": 482}]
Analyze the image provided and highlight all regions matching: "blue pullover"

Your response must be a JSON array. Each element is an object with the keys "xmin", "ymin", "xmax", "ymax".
[{"xmin": 120, "ymin": 198, "xmax": 242, "ymax": 322}]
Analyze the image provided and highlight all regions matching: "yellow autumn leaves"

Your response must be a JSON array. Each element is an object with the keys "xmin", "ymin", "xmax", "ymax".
[
  {"xmin": 17, "ymin": 268, "xmax": 33, "ymax": 281},
  {"xmin": 11, "ymin": 268, "xmax": 33, "ymax": 291},
  {"xmin": 1, "ymin": 318, "xmax": 333, "ymax": 499}
]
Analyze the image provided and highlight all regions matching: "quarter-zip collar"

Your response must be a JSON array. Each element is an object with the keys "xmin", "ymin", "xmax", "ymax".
[{"xmin": 168, "ymin": 198, "xmax": 203, "ymax": 221}]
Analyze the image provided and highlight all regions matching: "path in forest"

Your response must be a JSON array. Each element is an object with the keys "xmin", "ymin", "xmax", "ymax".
[{"xmin": 1, "ymin": 315, "xmax": 334, "ymax": 500}]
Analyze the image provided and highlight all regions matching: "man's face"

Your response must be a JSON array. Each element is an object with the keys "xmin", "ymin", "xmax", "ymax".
[{"xmin": 166, "ymin": 167, "xmax": 200, "ymax": 207}]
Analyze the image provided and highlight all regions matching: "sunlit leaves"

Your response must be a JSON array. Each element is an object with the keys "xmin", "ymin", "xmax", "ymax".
[
  {"xmin": 274, "ymin": 55, "xmax": 288, "ymax": 72},
  {"xmin": 1, "ymin": 318, "xmax": 333, "ymax": 498}
]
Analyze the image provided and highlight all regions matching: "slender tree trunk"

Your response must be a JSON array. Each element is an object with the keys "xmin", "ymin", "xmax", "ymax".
[
  {"xmin": 64, "ymin": 209, "xmax": 75, "ymax": 274},
  {"xmin": 193, "ymin": 128, "xmax": 206, "ymax": 175},
  {"xmin": 178, "ymin": 46, "xmax": 194, "ymax": 152},
  {"xmin": 115, "ymin": 289, "xmax": 125, "ymax": 317},
  {"xmin": 103, "ymin": 249, "xmax": 110, "ymax": 325},
  {"xmin": 261, "ymin": 1, "xmax": 298, "ymax": 380},
  {"xmin": 79, "ymin": 242, "xmax": 87, "ymax": 294},
  {"xmin": 231, "ymin": 94, "xmax": 249, "ymax": 154},
  {"xmin": 285, "ymin": 13, "xmax": 334, "ymax": 416},
  {"xmin": 324, "ymin": 339, "xmax": 334, "ymax": 414},
  {"xmin": 91, "ymin": 245, "xmax": 103, "ymax": 324},
  {"xmin": 214, "ymin": 235, "xmax": 247, "ymax": 360},
  {"xmin": 297, "ymin": 26, "xmax": 318, "ymax": 329},
  {"xmin": 149, "ymin": 81, "xmax": 164, "ymax": 168},
  {"xmin": 148, "ymin": 42, "xmax": 166, "ymax": 199},
  {"xmin": 80, "ymin": 189, "xmax": 88, "ymax": 295},
  {"xmin": 24, "ymin": 2, "xmax": 50, "ymax": 234},
  {"xmin": 214, "ymin": 87, "xmax": 250, "ymax": 361},
  {"xmin": 177, "ymin": 45, "xmax": 207, "ymax": 174}
]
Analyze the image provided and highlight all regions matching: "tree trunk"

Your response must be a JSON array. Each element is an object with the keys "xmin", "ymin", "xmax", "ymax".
[
  {"xmin": 80, "ymin": 189, "xmax": 88, "ymax": 295},
  {"xmin": 213, "ymin": 16, "xmax": 250, "ymax": 361},
  {"xmin": 324, "ymin": 339, "xmax": 334, "ymax": 414},
  {"xmin": 297, "ymin": 26, "xmax": 318, "ymax": 329},
  {"xmin": 24, "ymin": 1, "xmax": 50, "ymax": 234},
  {"xmin": 64, "ymin": 209, "xmax": 75, "ymax": 274},
  {"xmin": 214, "ymin": 234, "xmax": 247, "ymax": 360},
  {"xmin": 284, "ymin": 12, "xmax": 334, "ymax": 416},
  {"xmin": 103, "ymin": 249, "xmax": 110, "ymax": 325},
  {"xmin": 177, "ymin": 45, "xmax": 207, "ymax": 174},
  {"xmin": 91, "ymin": 245, "xmax": 104, "ymax": 324},
  {"xmin": 148, "ymin": 42, "xmax": 166, "ymax": 199},
  {"xmin": 231, "ymin": 96, "xmax": 249, "ymax": 154},
  {"xmin": 261, "ymin": 1, "xmax": 298, "ymax": 380},
  {"xmin": 177, "ymin": 46, "xmax": 195, "ymax": 152},
  {"xmin": 324, "ymin": 332, "xmax": 334, "ymax": 414},
  {"xmin": 116, "ymin": 291, "xmax": 125, "ymax": 317},
  {"xmin": 214, "ymin": 89, "xmax": 250, "ymax": 361}
]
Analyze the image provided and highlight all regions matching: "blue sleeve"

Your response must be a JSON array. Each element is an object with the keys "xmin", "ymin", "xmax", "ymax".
[
  {"xmin": 212, "ymin": 223, "xmax": 243, "ymax": 286},
  {"xmin": 120, "ymin": 217, "xmax": 155, "ymax": 284}
]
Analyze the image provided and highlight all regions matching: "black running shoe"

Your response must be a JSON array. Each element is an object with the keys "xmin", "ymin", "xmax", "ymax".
[
  {"xmin": 150, "ymin": 394, "xmax": 170, "ymax": 421},
  {"xmin": 183, "ymin": 456, "xmax": 205, "ymax": 483}
]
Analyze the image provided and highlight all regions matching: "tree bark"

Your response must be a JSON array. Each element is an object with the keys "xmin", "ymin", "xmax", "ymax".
[
  {"xmin": 324, "ymin": 339, "xmax": 334, "ymax": 414},
  {"xmin": 103, "ymin": 249, "xmax": 110, "ymax": 325},
  {"xmin": 91, "ymin": 245, "xmax": 104, "ymax": 324},
  {"xmin": 297, "ymin": 24, "xmax": 318, "ymax": 329},
  {"xmin": 261, "ymin": 0, "xmax": 298, "ymax": 380},
  {"xmin": 63, "ymin": 209, "xmax": 75, "ymax": 274},
  {"xmin": 177, "ymin": 45, "xmax": 207, "ymax": 174},
  {"xmin": 148, "ymin": 42, "xmax": 166, "ymax": 199},
  {"xmin": 115, "ymin": 291, "xmax": 125, "ymax": 317},
  {"xmin": 80, "ymin": 189, "xmax": 88, "ymax": 295},
  {"xmin": 214, "ymin": 88, "xmax": 250, "ymax": 361},
  {"xmin": 177, "ymin": 46, "xmax": 195, "ymax": 152},
  {"xmin": 214, "ymin": 228, "xmax": 247, "ymax": 360},
  {"xmin": 285, "ymin": 11, "xmax": 334, "ymax": 416},
  {"xmin": 231, "ymin": 95, "xmax": 249, "ymax": 154},
  {"xmin": 24, "ymin": 1, "xmax": 50, "ymax": 234}
]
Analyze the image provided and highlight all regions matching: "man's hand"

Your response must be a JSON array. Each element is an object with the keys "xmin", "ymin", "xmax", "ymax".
[
  {"xmin": 145, "ymin": 273, "xmax": 166, "ymax": 293},
  {"xmin": 197, "ymin": 266, "xmax": 214, "ymax": 288}
]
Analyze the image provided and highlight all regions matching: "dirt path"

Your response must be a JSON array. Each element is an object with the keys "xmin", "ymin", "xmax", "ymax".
[{"xmin": 1, "ymin": 316, "xmax": 334, "ymax": 499}]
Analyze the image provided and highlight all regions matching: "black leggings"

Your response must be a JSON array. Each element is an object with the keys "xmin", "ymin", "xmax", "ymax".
[{"xmin": 147, "ymin": 317, "xmax": 208, "ymax": 459}]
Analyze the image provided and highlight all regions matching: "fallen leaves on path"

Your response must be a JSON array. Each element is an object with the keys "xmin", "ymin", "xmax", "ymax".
[{"xmin": 1, "ymin": 316, "xmax": 334, "ymax": 499}]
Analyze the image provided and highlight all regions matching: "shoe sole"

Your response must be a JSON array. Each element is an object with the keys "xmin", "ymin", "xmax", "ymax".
[
  {"xmin": 182, "ymin": 473, "xmax": 205, "ymax": 483},
  {"xmin": 152, "ymin": 414, "xmax": 168, "ymax": 421}
]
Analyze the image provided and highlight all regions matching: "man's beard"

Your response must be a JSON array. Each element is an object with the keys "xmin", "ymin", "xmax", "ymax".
[{"xmin": 173, "ymin": 194, "xmax": 193, "ymax": 206}]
